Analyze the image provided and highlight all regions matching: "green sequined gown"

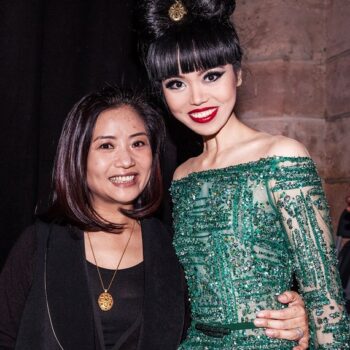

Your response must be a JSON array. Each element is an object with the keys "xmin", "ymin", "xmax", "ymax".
[{"xmin": 171, "ymin": 157, "xmax": 349, "ymax": 349}]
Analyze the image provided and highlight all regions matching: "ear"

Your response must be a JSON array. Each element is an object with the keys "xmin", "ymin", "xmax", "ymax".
[{"xmin": 236, "ymin": 69, "xmax": 242, "ymax": 87}]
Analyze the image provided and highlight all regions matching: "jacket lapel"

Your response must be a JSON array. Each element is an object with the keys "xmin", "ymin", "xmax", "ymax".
[
  {"xmin": 46, "ymin": 224, "xmax": 100, "ymax": 349},
  {"xmin": 138, "ymin": 218, "xmax": 185, "ymax": 350}
]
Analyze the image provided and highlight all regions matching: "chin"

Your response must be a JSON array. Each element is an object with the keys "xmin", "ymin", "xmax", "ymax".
[
  {"xmin": 117, "ymin": 196, "xmax": 138, "ymax": 206},
  {"xmin": 192, "ymin": 125, "xmax": 224, "ymax": 138}
]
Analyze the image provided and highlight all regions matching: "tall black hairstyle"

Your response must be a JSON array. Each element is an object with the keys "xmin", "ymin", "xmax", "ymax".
[
  {"xmin": 46, "ymin": 85, "xmax": 166, "ymax": 232},
  {"xmin": 139, "ymin": 0, "xmax": 242, "ymax": 85}
]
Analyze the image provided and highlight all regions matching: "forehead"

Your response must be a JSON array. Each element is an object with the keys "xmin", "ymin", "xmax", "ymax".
[{"xmin": 94, "ymin": 105, "xmax": 146, "ymax": 132}]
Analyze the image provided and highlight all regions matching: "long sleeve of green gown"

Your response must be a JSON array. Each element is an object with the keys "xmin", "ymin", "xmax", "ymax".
[{"xmin": 268, "ymin": 158, "xmax": 350, "ymax": 349}]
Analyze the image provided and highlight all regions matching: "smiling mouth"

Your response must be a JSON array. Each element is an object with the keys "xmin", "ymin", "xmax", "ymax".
[
  {"xmin": 188, "ymin": 107, "xmax": 218, "ymax": 123},
  {"xmin": 109, "ymin": 175, "xmax": 136, "ymax": 184}
]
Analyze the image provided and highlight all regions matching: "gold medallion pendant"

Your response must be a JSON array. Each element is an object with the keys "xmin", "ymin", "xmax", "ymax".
[
  {"xmin": 98, "ymin": 291, "xmax": 114, "ymax": 311},
  {"xmin": 87, "ymin": 221, "xmax": 137, "ymax": 312}
]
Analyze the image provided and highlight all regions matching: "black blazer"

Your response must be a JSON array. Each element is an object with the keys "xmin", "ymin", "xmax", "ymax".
[{"xmin": 15, "ymin": 218, "xmax": 185, "ymax": 350}]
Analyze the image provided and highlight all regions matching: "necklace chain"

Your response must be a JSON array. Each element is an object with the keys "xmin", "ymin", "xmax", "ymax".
[{"xmin": 87, "ymin": 220, "xmax": 136, "ymax": 293}]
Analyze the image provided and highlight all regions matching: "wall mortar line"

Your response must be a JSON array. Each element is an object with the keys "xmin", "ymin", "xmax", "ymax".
[
  {"xmin": 325, "ymin": 177, "xmax": 350, "ymax": 184},
  {"xmin": 327, "ymin": 48, "xmax": 350, "ymax": 63},
  {"xmin": 326, "ymin": 111, "xmax": 350, "ymax": 121}
]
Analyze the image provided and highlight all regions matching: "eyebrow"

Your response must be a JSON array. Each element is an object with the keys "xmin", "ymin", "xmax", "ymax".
[
  {"xmin": 92, "ymin": 132, "xmax": 148, "ymax": 142},
  {"xmin": 130, "ymin": 132, "xmax": 148, "ymax": 138}
]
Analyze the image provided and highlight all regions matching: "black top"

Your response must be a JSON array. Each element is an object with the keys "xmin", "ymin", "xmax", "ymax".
[
  {"xmin": 0, "ymin": 219, "xmax": 185, "ymax": 350},
  {"xmin": 0, "ymin": 226, "xmax": 144, "ymax": 350},
  {"xmin": 87, "ymin": 261, "xmax": 144, "ymax": 350}
]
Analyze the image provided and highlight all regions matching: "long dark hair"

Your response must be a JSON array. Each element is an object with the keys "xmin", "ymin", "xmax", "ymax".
[
  {"xmin": 46, "ymin": 85, "xmax": 165, "ymax": 232},
  {"xmin": 139, "ymin": 0, "xmax": 242, "ymax": 84}
]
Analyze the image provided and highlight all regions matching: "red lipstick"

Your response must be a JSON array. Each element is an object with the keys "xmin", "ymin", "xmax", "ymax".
[{"xmin": 188, "ymin": 107, "xmax": 218, "ymax": 124}]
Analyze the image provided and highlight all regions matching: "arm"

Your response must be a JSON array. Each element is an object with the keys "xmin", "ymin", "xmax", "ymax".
[
  {"xmin": 251, "ymin": 139, "xmax": 310, "ymax": 349},
  {"xmin": 0, "ymin": 226, "xmax": 36, "ymax": 349},
  {"xmin": 268, "ymin": 158, "xmax": 350, "ymax": 348}
]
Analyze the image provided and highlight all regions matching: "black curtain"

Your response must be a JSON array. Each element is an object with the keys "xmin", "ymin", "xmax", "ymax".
[{"xmin": 0, "ymin": 0, "xmax": 186, "ymax": 268}]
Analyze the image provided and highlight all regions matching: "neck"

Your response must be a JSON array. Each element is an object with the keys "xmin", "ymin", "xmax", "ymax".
[
  {"xmin": 92, "ymin": 203, "xmax": 134, "ymax": 228},
  {"xmin": 202, "ymin": 113, "xmax": 249, "ymax": 154}
]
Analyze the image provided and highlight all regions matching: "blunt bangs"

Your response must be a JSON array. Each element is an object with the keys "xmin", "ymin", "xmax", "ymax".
[{"xmin": 146, "ymin": 19, "xmax": 242, "ymax": 81}]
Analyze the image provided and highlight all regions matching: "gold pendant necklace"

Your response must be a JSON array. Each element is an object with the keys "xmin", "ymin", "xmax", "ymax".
[
  {"xmin": 98, "ymin": 290, "xmax": 114, "ymax": 311},
  {"xmin": 87, "ymin": 220, "xmax": 136, "ymax": 311}
]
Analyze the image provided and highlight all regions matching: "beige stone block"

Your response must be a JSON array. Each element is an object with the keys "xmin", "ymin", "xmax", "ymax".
[
  {"xmin": 324, "ymin": 182, "xmax": 350, "ymax": 233},
  {"xmin": 326, "ymin": 53, "xmax": 350, "ymax": 117},
  {"xmin": 324, "ymin": 117, "xmax": 350, "ymax": 179},
  {"xmin": 234, "ymin": 0, "xmax": 326, "ymax": 62},
  {"xmin": 326, "ymin": 0, "xmax": 350, "ymax": 59},
  {"xmin": 236, "ymin": 60, "xmax": 325, "ymax": 118}
]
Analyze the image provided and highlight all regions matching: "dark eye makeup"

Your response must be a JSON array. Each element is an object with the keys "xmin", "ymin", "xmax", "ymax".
[
  {"xmin": 164, "ymin": 80, "xmax": 184, "ymax": 90},
  {"xmin": 164, "ymin": 68, "xmax": 226, "ymax": 90},
  {"xmin": 203, "ymin": 70, "xmax": 225, "ymax": 82}
]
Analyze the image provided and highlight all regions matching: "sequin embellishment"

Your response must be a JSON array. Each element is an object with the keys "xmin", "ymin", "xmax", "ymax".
[{"xmin": 171, "ymin": 157, "xmax": 350, "ymax": 349}]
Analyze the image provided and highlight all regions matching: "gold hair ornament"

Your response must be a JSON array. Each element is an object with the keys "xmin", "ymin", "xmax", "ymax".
[{"xmin": 168, "ymin": 0, "xmax": 187, "ymax": 22}]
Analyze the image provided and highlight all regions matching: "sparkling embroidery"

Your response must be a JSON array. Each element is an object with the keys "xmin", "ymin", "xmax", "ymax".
[{"xmin": 171, "ymin": 157, "xmax": 350, "ymax": 349}]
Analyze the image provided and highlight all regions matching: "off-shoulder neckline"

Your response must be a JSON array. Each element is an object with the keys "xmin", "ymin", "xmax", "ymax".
[{"xmin": 171, "ymin": 156, "xmax": 314, "ymax": 184}]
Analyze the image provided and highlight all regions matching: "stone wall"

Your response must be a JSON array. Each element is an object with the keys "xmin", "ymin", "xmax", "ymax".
[
  {"xmin": 233, "ymin": 0, "xmax": 350, "ymax": 230},
  {"xmin": 325, "ymin": 0, "xmax": 350, "ymax": 228}
]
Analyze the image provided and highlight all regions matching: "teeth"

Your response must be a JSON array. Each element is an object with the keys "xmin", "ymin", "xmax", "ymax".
[
  {"xmin": 190, "ymin": 108, "xmax": 216, "ymax": 119},
  {"xmin": 110, "ymin": 175, "xmax": 135, "ymax": 183}
]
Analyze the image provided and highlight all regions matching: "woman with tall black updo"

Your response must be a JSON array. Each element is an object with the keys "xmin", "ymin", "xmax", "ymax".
[{"xmin": 139, "ymin": 0, "xmax": 350, "ymax": 348}]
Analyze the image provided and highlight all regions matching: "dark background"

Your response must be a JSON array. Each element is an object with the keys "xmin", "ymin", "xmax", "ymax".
[{"xmin": 0, "ymin": 0, "xmax": 201, "ymax": 269}]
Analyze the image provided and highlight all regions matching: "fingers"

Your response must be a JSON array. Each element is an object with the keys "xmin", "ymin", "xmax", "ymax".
[
  {"xmin": 297, "ymin": 335, "xmax": 310, "ymax": 350},
  {"xmin": 254, "ymin": 312, "xmax": 310, "ymax": 348},
  {"xmin": 277, "ymin": 291, "xmax": 305, "ymax": 307},
  {"xmin": 254, "ymin": 318, "xmax": 293, "ymax": 330},
  {"xmin": 254, "ymin": 315, "xmax": 304, "ymax": 330},
  {"xmin": 293, "ymin": 344, "xmax": 308, "ymax": 350},
  {"xmin": 264, "ymin": 328, "xmax": 302, "ymax": 341},
  {"xmin": 256, "ymin": 304, "xmax": 306, "ymax": 321},
  {"xmin": 255, "ymin": 290, "xmax": 309, "ymax": 347},
  {"xmin": 263, "ymin": 327, "xmax": 309, "ymax": 349}
]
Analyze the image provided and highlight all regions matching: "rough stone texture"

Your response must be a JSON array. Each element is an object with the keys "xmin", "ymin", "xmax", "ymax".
[
  {"xmin": 323, "ymin": 117, "xmax": 350, "ymax": 179},
  {"xmin": 324, "ymin": 182, "xmax": 350, "ymax": 230},
  {"xmin": 233, "ymin": 0, "xmax": 350, "ymax": 229},
  {"xmin": 236, "ymin": 61, "xmax": 325, "ymax": 118},
  {"xmin": 234, "ymin": 0, "xmax": 326, "ymax": 62},
  {"xmin": 325, "ymin": 0, "xmax": 350, "ymax": 226},
  {"xmin": 326, "ymin": 0, "xmax": 350, "ymax": 59},
  {"xmin": 326, "ymin": 52, "xmax": 350, "ymax": 118}
]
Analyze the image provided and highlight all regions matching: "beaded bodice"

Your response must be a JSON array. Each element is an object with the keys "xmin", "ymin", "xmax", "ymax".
[{"xmin": 171, "ymin": 157, "xmax": 349, "ymax": 349}]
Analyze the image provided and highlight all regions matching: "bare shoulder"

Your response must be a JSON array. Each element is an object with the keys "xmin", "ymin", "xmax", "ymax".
[
  {"xmin": 172, "ymin": 158, "xmax": 196, "ymax": 181},
  {"xmin": 265, "ymin": 135, "xmax": 310, "ymax": 158}
]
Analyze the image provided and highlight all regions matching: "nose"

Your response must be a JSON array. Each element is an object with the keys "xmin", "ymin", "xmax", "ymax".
[
  {"xmin": 114, "ymin": 148, "xmax": 135, "ymax": 168},
  {"xmin": 189, "ymin": 83, "xmax": 208, "ymax": 106}
]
